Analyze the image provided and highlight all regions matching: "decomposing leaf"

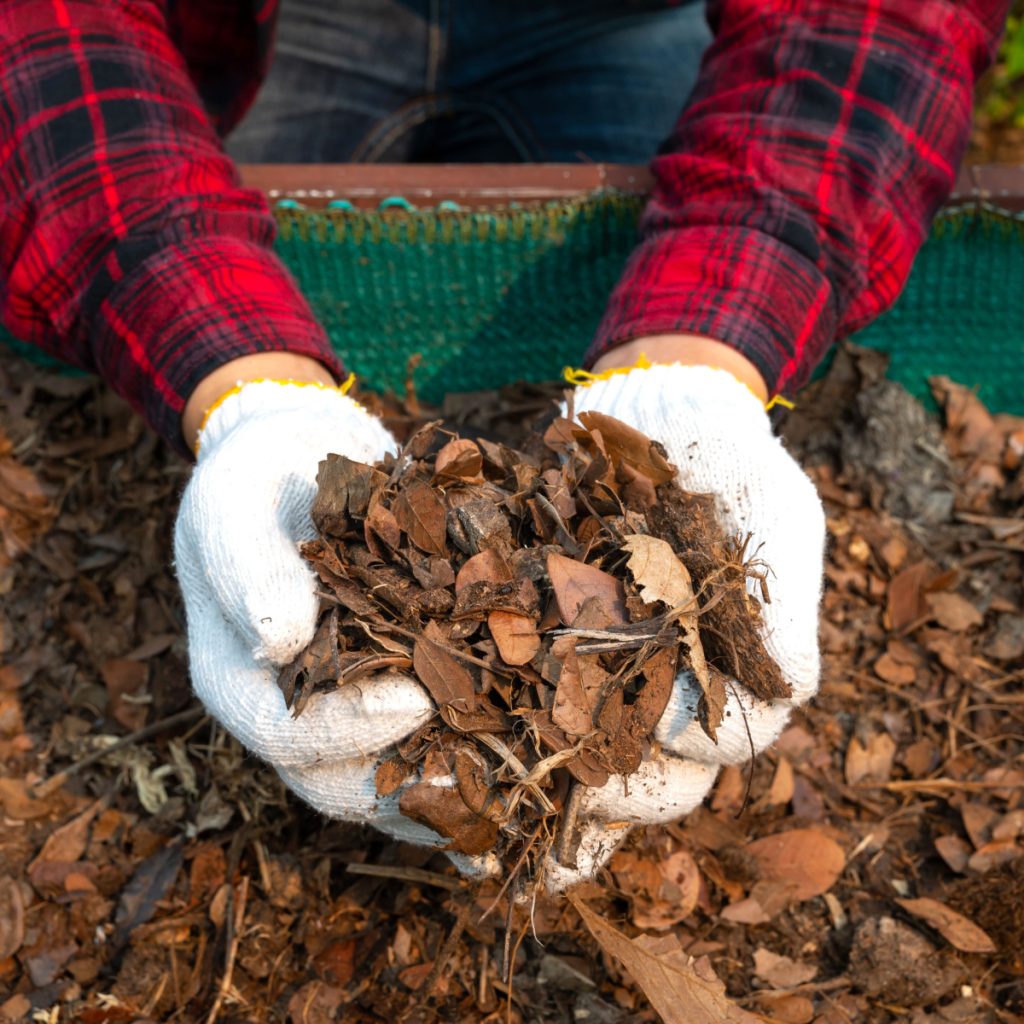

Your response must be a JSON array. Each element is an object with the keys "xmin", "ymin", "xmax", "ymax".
[
  {"xmin": 886, "ymin": 561, "xmax": 937, "ymax": 632},
  {"xmin": 434, "ymin": 438, "xmax": 483, "ymax": 480},
  {"xmin": 576, "ymin": 412, "xmax": 676, "ymax": 485},
  {"xmin": 746, "ymin": 829, "xmax": 845, "ymax": 902},
  {"xmin": 570, "ymin": 897, "xmax": 757, "ymax": 1023},
  {"xmin": 845, "ymin": 732, "xmax": 897, "ymax": 785},
  {"xmin": 394, "ymin": 480, "xmax": 448, "ymax": 555},
  {"xmin": 927, "ymin": 591, "xmax": 984, "ymax": 632},
  {"xmin": 546, "ymin": 551, "xmax": 628, "ymax": 626},
  {"xmin": 752, "ymin": 947, "xmax": 818, "ymax": 989},
  {"xmin": 896, "ymin": 896, "xmax": 997, "ymax": 953},
  {"xmin": 112, "ymin": 840, "xmax": 184, "ymax": 947},
  {"xmin": 455, "ymin": 549, "xmax": 512, "ymax": 591},
  {"xmin": 622, "ymin": 534, "xmax": 697, "ymax": 609},
  {"xmin": 0, "ymin": 875, "xmax": 25, "ymax": 959},
  {"xmin": 412, "ymin": 637, "xmax": 476, "ymax": 707},
  {"xmin": 283, "ymin": 407, "xmax": 784, "ymax": 870},
  {"xmin": 27, "ymin": 800, "xmax": 101, "ymax": 889},
  {"xmin": 934, "ymin": 834, "xmax": 973, "ymax": 874},
  {"xmin": 399, "ymin": 782, "xmax": 499, "ymax": 855},
  {"xmin": 488, "ymin": 610, "xmax": 539, "ymax": 666},
  {"xmin": 551, "ymin": 637, "xmax": 601, "ymax": 737}
]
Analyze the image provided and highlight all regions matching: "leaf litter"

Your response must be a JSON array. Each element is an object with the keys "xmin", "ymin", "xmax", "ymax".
[
  {"xmin": 279, "ymin": 410, "xmax": 782, "ymax": 882},
  {"xmin": 0, "ymin": 343, "xmax": 1021, "ymax": 1022}
]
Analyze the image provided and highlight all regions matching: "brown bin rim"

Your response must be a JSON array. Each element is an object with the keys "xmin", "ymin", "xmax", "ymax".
[{"xmin": 239, "ymin": 162, "xmax": 1024, "ymax": 214}]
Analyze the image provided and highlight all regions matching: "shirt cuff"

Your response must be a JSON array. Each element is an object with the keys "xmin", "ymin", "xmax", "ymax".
[
  {"xmin": 586, "ymin": 224, "xmax": 839, "ymax": 399},
  {"xmin": 89, "ymin": 235, "xmax": 343, "ymax": 459}
]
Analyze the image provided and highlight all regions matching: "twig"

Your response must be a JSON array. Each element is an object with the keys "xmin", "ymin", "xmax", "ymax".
[
  {"xmin": 857, "ymin": 778, "xmax": 1024, "ymax": 793},
  {"xmin": 205, "ymin": 875, "xmax": 249, "ymax": 1024},
  {"xmin": 344, "ymin": 862, "xmax": 465, "ymax": 891},
  {"xmin": 31, "ymin": 705, "xmax": 207, "ymax": 796},
  {"xmin": 554, "ymin": 784, "xmax": 583, "ymax": 867},
  {"xmin": 480, "ymin": 824, "xmax": 545, "ymax": 921},
  {"xmin": 375, "ymin": 621, "xmax": 516, "ymax": 677}
]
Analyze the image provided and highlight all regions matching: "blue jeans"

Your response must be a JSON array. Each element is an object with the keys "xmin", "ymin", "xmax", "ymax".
[{"xmin": 226, "ymin": 0, "xmax": 711, "ymax": 164}]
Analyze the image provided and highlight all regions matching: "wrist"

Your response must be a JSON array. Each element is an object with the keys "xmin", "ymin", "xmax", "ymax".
[
  {"xmin": 182, "ymin": 353, "xmax": 337, "ymax": 454},
  {"xmin": 590, "ymin": 334, "xmax": 769, "ymax": 404}
]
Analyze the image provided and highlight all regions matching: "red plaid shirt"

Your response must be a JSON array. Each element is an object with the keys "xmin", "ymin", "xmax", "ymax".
[{"xmin": 0, "ymin": 1, "xmax": 1007, "ymax": 456}]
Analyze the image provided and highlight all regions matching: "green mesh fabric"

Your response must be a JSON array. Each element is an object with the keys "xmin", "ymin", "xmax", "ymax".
[{"xmin": 5, "ymin": 195, "xmax": 1023, "ymax": 413}]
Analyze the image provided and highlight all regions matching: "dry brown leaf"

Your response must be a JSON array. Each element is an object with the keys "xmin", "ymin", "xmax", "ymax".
[
  {"xmin": 546, "ymin": 551, "xmax": 628, "ymax": 626},
  {"xmin": 551, "ymin": 637, "xmax": 600, "ymax": 737},
  {"xmin": 896, "ymin": 896, "xmax": 997, "ymax": 953},
  {"xmin": 934, "ymin": 834, "xmax": 972, "ymax": 874},
  {"xmin": 926, "ymin": 591, "xmax": 984, "ymax": 632},
  {"xmin": 967, "ymin": 839, "xmax": 1023, "ymax": 873},
  {"xmin": 720, "ymin": 880, "xmax": 798, "ymax": 924},
  {"xmin": 873, "ymin": 652, "xmax": 917, "ymax": 685},
  {"xmin": 620, "ymin": 534, "xmax": 719, "ymax": 738},
  {"xmin": 759, "ymin": 756, "xmax": 795, "ymax": 809},
  {"xmin": 488, "ymin": 610, "xmax": 540, "ymax": 666},
  {"xmin": 845, "ymin": 733, "xmax": 897, "ymax": 785},
  {"xmin": 576, "ymin": 412, "xmax": 676, "ymax": 485},
  {"xmin": 412, "ymin": 637, "xmax": 476, "ymax": 707},
  {"xmin": 633, "ymin": 645, "xmax": 678, "ymax": 734},
  {"xmin": 434, "ymin": 438, "xmax": 483, "ymax": 480},
  {"xmin": 886, "ymin": 561, "xmax": 936, "ymax": 632},
  {"xmin": 752, "ymin": 947, "xmax": 818, "ymax": 989},
  {"xmin": 570, "ymin": 897, "xmax": 756, "ymax": 1023},
  {"xmin": 28, "ymin": 801, "xmax": 100, "ymax": 873},
  {"xmin": 394, "ymin": 480, "xmax": 448, "ymax": 555},
  {"xmin": 0, "ymin": 876, "xmax": 25, "ymax": 960},
  {"xmin": 454, "ymin": 549, "xmax": 512, "ymax": 592},
  {"xmin": 398, "ymin": 782, "xmax": 498, "ymax": 855},
  {"xmin": 622, "ymin": 534, "xmax": 697, "ymax": 609},
  {"xmin": 630, "ymin": 849, "xmax": 702, "ymax": 930},
  {"xmin": 746, "ymin": 829, "xmax": 845, "ymax": 901},
  {"xmin": 750, "ymin": 992, "xmax": 816, "ymax": 1024}
]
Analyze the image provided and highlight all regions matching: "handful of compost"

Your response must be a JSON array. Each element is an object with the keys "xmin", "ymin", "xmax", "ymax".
[{"xmin": 278, "ymin": 406, "xmax": 789, "ymax": 878}]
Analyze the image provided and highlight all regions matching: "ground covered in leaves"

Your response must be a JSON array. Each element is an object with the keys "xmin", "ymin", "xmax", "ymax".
[{"xmin": 0, "ymin": 344, "xmax": 1020, "ymax": 1023}]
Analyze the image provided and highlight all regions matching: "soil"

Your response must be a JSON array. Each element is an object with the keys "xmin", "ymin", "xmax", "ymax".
[{"xmin": 0, "ymin": 342, "xmax": 1020, "ymax": 1023}]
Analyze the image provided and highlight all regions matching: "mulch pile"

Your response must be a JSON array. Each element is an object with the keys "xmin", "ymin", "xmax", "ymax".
[{"xmin": 0, "ymin": 343, "xmax": 1020, "ymax": 1023}]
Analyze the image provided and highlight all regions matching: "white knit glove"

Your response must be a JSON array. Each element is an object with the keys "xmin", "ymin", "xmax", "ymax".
[
  {"xmin": 544, "ymin": 365, "xmax": 825, "ymax": 892},
  {"xmin": 174, "ymin": 381, "xmax": 444, "ymax": 848}
]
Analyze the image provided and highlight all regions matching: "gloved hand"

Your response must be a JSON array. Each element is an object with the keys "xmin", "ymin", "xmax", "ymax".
[
  {"xmin": 174, "ymin": 380, "xmax": 445, "ymax": 847},
  {"xmin": 544, "ymin": 364, "xmax": 825, "ymax": 892}
]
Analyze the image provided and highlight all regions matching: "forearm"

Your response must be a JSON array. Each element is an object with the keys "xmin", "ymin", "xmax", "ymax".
[
  {"xmin": 0, "ymin": 1, "xmax": 338, "ymax": 457},
  {"xmin": 589, "ymin": 0, "xmax": 1007, "ymax": 396}
]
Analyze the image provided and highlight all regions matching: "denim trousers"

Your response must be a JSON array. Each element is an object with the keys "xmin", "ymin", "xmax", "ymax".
[{"xmin": 226, "ymin": 0, "xmax": 711, "ymax": 164}]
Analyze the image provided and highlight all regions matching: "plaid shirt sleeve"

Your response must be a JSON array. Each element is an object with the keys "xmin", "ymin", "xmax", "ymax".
[
  {"xmin": 0, "ymin": 0, "xmax": 337, "ymax": 458},
  {"xmin": 588, "ymin": 0, "xmax": 1009, "ymax": 400}
]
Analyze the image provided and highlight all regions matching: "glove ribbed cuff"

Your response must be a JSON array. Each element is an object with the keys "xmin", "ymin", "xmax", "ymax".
[{"xmin": 196, "ymin": 380, "xmax": 373, "ymax": 460}]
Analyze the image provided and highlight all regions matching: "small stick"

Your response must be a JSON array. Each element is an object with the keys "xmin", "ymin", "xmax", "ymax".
[
  {"xmin": 479, "ymin": 824, "xmax": 544, "ymax": 921},
  {"xmin": 376, "ymin": 621, "xmax": 516, "ymax": 677},
  {"xmin": 205, "ymin": 875, "xmax": 249, "ymax": 1024},
  {"xmin": 858, "ymin": 778, "xmax": 1024, "ymax": 793},
  {"xmin": 31, "ymin": 705, "xmax": 206, "ymax": 796},
  {"xmin": 554, "ymin": 783, "xmax": 584, "ymax": 867},
  {"xmin": 344, "ymin": 862, "xmax": 465, "ymax": 891}
]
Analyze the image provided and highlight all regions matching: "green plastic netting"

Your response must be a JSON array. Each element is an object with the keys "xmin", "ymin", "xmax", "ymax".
[{"xmin": 6, "ymin": 194, "xmax": 1023, "ymax": 412}]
